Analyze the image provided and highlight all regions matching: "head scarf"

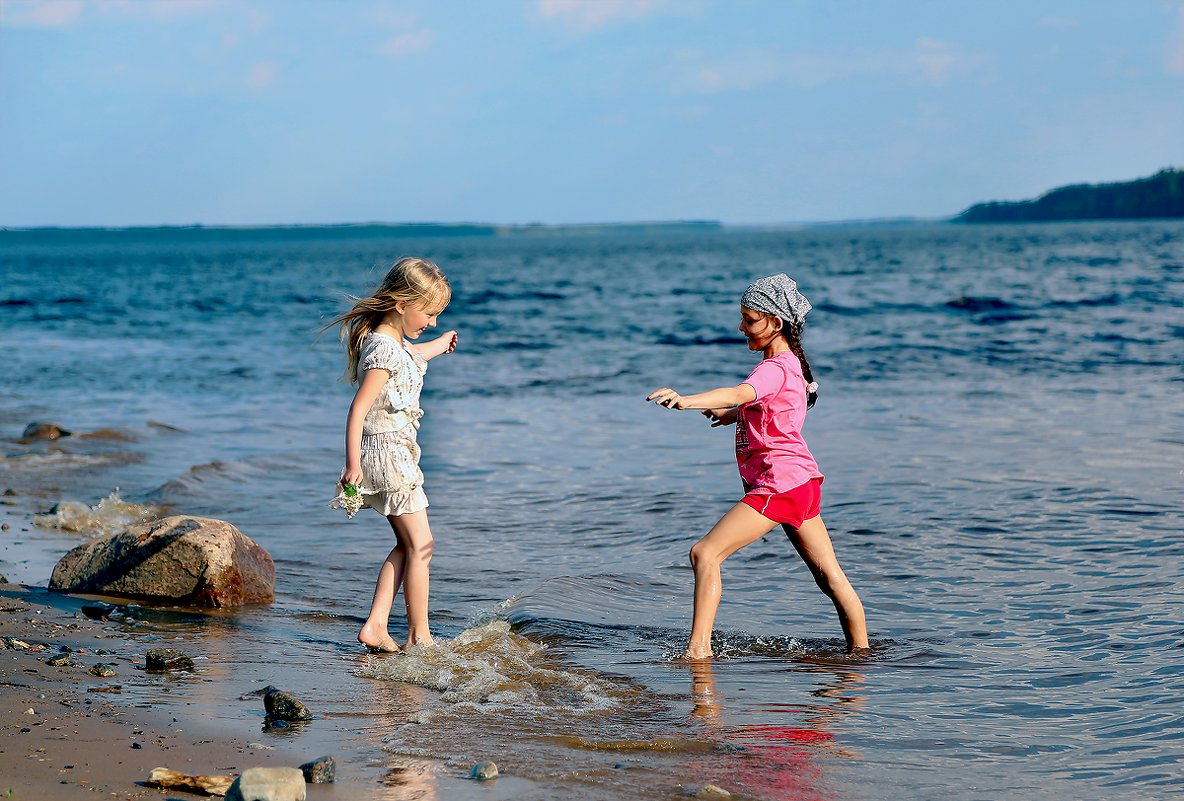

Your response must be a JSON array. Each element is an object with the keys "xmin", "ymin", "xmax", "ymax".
[{"xmin": 741, "ymin": 273, "xmax": 812, "ymax": 326}]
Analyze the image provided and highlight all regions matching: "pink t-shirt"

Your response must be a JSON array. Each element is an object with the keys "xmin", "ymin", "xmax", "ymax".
[{"xmin": 735, "ymin": 351, "xmax": 823, "ymax": 495}]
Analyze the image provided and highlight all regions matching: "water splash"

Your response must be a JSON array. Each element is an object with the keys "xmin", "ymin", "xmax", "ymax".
[
  {"xmin": 358, "ymin": 620, "xmax": 631, "ymax": 717},
  {"xmin": 33, "ymin": 490, "xmax": 159, "ymax": 536}
]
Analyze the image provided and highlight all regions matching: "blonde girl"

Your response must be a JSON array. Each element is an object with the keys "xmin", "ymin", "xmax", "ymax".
[
  {"xmin": 329, "ymin": 257, "xmax": 457, "ymax": 652},
  {"xmin": 647, "ymin": 274, "xmax": 868, "ymax": 658}
]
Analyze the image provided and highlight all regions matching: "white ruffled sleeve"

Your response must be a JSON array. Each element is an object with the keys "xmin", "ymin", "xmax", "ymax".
[{"xmin": 360, "ymin": 336, "xmax": 402, "ymax": 373}]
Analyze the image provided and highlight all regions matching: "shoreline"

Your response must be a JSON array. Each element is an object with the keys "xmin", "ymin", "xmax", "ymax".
[
  {"xmin": 0, "ymin": 478, "xmax": 524, "ymax": 801},
  {"xmin": 0, "ymin": 583, "xmax": 373, "ymax": 800}
]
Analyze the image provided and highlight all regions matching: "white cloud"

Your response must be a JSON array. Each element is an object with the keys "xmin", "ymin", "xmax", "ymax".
[
  {"xmin": 1168, "ymin": 5, "xmax": 1184, "ymax": 75},
  {"xmin": 96, "ymin": 0, "xmax": 223, "ymax": 21},
  {"xmin": 246, "ymin": 61, "xmax": 278, "ymax": 88},
  {"xmin": 669, "ymin": 39, "xmax": 984, "ymax": 94},
  {"xmin": 0, "ymin": 0, "xmax": 223, "ymax": 27},
  {"xmin": 912, "ymin": 38, "xmax": 961, "ymax": 85},
  {"xmin": 378, "ymin": 29, "xmax": 435, "ymax": 57},
  {"xmin": 0, "ymin": 0, "xmax": 85, "ymax": 27},
  {"xmin": 536, "ymin": 0, "xmax": 670, "ymax": 34},
  {"xmin": 371, "ymin": 11, "xmax": 434, "ymax": 57}
]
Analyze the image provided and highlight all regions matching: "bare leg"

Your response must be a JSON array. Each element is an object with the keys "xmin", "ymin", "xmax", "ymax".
[
  {"xmin": 389, "ymin": 509, "xmax": 435, "ymax": 648},
  {"xmin": 686, "ymin": 503, "xmax": 777, "ymax": 658},
  {"xmin": 358, "ymin": 516, "xmax": 407, "ymax": 652},
  {"xmin": 783, "ymin": 515, "xmax": 869, "ymax": 651}
]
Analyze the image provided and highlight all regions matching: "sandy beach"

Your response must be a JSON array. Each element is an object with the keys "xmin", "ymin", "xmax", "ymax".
[
  {"xmin": 0, "ymin": 582, "xmax": 379, "ymax": 801},
  {"xmin": 0, "ymin": 493, "xmax": 528, "ymax": 801}
]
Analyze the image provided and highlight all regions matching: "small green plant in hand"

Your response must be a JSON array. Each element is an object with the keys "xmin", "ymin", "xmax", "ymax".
[{"xmin": 329, "ymin": 481, "xmax": 366, "ymax": 518}]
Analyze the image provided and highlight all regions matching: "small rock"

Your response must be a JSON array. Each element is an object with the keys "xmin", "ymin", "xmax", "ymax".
[
  {"xmin": 299, "ymin": 755, "xmax": 336, "ymax": 784},
  {"xmin": 22, "ymin": 422, "xmax": 71, "ymax": 441},
  {"xmin": 23, "ymin": 708, "xmax": 35, "ymax": 715},
  {"xmin": 469, "ymin": 761, "xmax": 498, "ymax": 781},
  {"xmin": 145, "ymin": 647, "xmax": 195, "ymax": 671},
  {"xmin": 247, "ymin": 742, "xmax": 274, "ymax": 750},
  {"xmin": 89, "ymin": 663, "xmax": 118, "ymax": 678},
  {"xmin": 81, "ymin": 603, "xmax": 116, "ymax": 620},
  {"xmin": 263, "ymin": 689, "xmax": 312, "ymax": 722},
  {"xmin": 226, "ymin": 766, "xmax": 307, "ymax": 801},
  {"xmin": 0, "ymin": 572, "xmax": 8, "ymax": 582},
  {"xmin": 131, "ymin": 742, "xmax": 142, "ymax": 749},
  {"xmin": 696, "ymin": 785, "xmax": 732, "ymax": 799},
  {"xmin": 3, "ymin": 488, "xmax": 16, "ymax": 496},
  {"xmin": 1, "ymin": 523, "xmax": 10, "ymax": 531},
  {"xmin": 20, "ymin": 727, "xmax": 31, "ymax": 733},
  {"xmin": 262, "ymin": 718, "xmax": 290, "ymax": 732},
  {"xmin": 146, "ymin": 768, "xmax": 233, "ymax": 796},
  {"xmin": 46, "ymin": 653, "xmax": 73, "ymax": 667}
]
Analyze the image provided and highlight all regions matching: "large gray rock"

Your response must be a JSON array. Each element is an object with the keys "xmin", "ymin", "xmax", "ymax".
[
  {"xmin": 226, "ymin": 767, "xmax": 306, "ymax": 801},
  {"xmin": 49, "ymin": 516, "xmax": 274, "ymax": 607}
]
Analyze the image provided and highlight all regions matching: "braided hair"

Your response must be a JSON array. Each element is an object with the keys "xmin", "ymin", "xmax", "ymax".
[{"xmin": 782, "ymin": 317, "xmax": 818, "ymax": 409}]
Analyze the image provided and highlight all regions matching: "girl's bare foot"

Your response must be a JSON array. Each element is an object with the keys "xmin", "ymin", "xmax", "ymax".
[
  {"xmin": 358, "ymin": 624, "xmax": 400, "ymax": 653},
  {"xmin": 681, "ymin": 644, "xmax": 713, "ymax": 660},
  {"xmin": 404, "ymin": 634, "xmax": 434, "ymax": 649}
]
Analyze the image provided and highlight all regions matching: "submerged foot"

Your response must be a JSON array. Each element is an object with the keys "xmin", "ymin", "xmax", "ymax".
[
  {"xmin": 403, "ymin": 634, "xmax": 434, "ymax": 650},
  {"xmin": 680, "ymin": 645, "xmax": 713, "ymax": 661},
  {"xmin": 358, "ymin": 625, "xmax": 401, "ymax": 654}
]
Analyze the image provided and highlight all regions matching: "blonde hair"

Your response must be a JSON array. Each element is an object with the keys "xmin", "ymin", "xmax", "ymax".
[{"xmin": 326, "ymin": 257, "xmax": 451, "ymax": 383}]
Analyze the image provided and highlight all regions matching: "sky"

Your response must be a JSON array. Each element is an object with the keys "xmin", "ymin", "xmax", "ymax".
[{"xmin": 2, "ymin": 0, "xmax": 1184, "ymax": 227}]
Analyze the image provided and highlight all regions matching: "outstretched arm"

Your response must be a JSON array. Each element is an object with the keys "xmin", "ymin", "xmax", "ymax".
[
  {"xmin": 411, "ymin": 330, "xmax": 458, "ymax": 361},
  {"xmin": 646, "ymin": 383, "xmax": 756, "ymax": 411}
]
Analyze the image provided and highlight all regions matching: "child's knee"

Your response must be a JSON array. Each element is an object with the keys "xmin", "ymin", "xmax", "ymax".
[
  {"xmin": 407, "ymin": 536, "xmax": 434, "ymax": 562},
  {"xmin": 814, "ymin": 567, "xmax": 848, "ymax": 597},
  {"xmin": 689, "ymin": 540, "xmax": 716, "ymax": 569}
]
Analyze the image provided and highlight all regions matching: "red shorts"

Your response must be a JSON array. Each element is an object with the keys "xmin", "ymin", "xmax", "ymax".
[{"xmin": 741, "ymin": 478, "xmax": 822, "ymax": 528}]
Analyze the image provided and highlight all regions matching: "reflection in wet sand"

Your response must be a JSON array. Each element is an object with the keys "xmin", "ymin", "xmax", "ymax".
[{"xmin": 684, "ymin": 660, "xmax": 867, "ymax": 800}]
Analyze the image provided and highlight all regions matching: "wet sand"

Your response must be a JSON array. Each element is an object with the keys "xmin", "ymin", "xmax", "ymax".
[
  {"xmin": 0, "ymin": 489, "xmax": 530, "ymax": 801},
  {"xmin": 0, "ymin": 586, "xmax": 351, "ymax": 800}
]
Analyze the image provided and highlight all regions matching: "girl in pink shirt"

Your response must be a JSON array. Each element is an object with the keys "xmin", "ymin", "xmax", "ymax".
[{"xmin": 648, "ymin": 274, "xmax": 869, "ymax": 658}]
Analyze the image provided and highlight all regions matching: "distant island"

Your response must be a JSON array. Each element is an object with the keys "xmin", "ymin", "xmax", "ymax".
[{"xmin": 956, "ymin": 168, "xmax": 1184, "ymax": 223}]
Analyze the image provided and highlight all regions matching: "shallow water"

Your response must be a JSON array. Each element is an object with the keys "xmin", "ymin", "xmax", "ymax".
[{"xmin": 2, "ymin": 222, "xmax": 1182, "ymax": 799}]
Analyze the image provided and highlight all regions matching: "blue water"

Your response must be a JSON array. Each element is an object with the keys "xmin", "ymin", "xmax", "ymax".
[{"xmin": 1, "ymin": 222, "xmax": 1182, "ymax": 800}]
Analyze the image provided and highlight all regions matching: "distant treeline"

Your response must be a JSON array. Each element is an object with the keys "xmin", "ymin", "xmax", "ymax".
[
  {"xmin": 956, "ymin": 168, "xmax": 1184, "ymax": 223},
  {"xmin": 0, "ymin": 220, "xmax": 722, "ymax": 244}
]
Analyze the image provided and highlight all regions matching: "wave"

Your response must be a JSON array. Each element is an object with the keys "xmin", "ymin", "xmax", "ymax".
[{"xmin": 33, "ymin": 490, "xmax": 160, "ymax": 536}]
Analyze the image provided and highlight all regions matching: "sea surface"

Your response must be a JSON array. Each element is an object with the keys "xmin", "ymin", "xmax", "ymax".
[{"xmin": 1, "ymin": 221, "xmax": 1182, "ymax": 800}]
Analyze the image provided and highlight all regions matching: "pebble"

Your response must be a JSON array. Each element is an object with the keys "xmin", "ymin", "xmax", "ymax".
[
  {"xmin": 299, "ymin": 755, "xmax": 336, "ymax": 784},
  {"xmin": 145, "ymin": 647, "xmax": 195, "ymax": 672},
  {"xmin": 263, "ymin": 689, "xmax": 313, "ymax": 722},
  {"xmin": 226, "ymin": 766, "xmax": 306, "ymax": 801},
  {"xmin": 695, "ymin": 785, "xmax": 732, "ymax": 798},
  {"xmin": 46, "ymin": 653, "xmax": 73, "ymax": 667},
  {"xmin": 89, "ymin": 663, "xmax": 118, "ymax": 678},
  {"xmin": 469, "ymin": 761, "xmax": 499, "ymax": 781}
]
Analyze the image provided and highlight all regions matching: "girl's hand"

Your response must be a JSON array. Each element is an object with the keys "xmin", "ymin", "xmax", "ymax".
[
  {"xmin": 442, "ymin": 330, "xmax": 458, "ymax": 353},
  {"xmin": 341, "ymin": 465, "xmax": 363, "ymax": 487},
  {"xmin": 702, "ymin": 407, "xmax": 737, "ymax": 427},
  {"xmin": 646, "ymin": 387, "xmax": 687, "ymax": 410}
]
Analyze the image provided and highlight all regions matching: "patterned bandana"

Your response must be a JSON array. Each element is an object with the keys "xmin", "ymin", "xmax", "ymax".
[{"xmin": 740, "ymin": 273, "xmax": 812, "ymax": 325}]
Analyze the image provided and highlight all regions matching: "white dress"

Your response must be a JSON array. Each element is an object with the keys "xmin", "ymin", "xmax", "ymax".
[{"xmin": 357, "ymin": 332, "xmax": 429, "ymax": 516}]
